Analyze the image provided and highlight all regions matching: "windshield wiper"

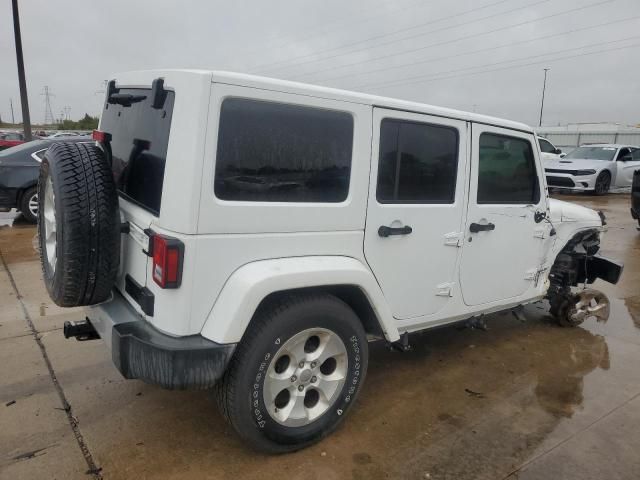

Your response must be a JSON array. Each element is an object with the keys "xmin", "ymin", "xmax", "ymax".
[{"xmin": 108, "ymin": 93, "xmax": 147, "ymax": 107}]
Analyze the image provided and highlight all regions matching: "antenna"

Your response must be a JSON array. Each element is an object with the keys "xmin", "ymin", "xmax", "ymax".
[{"xmin": 41, "ymin": 85, "xmax": 55, "ymax": 125}]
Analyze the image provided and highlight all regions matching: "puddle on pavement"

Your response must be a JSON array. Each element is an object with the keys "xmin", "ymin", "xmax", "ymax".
[
  {"xmin": 0, "ymin": 212, "xmax": 39, "ymax": 265},
  {"xmin": 90, "ymin": 299, "xmax": 640, "ymax": 480}
]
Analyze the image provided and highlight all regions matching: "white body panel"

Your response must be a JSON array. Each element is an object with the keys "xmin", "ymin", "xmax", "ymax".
[
  {"xmin": 200, "ymin": 256, "xmax": 399, "ymax": 344},
  {"xmin": 461, "ymin": 125, "xmax": 549, "ymax": 306},
  {"xmin": 363, "ymin": 108, "xmax": 468, "ymax": 319},
  {"xmin": 100, "ymin": 69, "xmax": 605, "ymax": 345}
]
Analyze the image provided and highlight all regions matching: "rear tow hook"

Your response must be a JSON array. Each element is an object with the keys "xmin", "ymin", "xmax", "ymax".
[{"xmin": 63, "ymin": 318, "xmax": 100, "ymax": 341}]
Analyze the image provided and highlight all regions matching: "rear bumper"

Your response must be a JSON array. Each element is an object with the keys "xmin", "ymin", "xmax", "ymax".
[{"xmin": 86, "ymin": 290, "xmax": 236, "ymax": 390}]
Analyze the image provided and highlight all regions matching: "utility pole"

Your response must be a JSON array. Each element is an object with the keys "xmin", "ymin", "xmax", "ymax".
[
  {"xmin": 11, "ymin": 0, "xmax": 32, "ymax": 140},
  {"xmin": 10, "ymin": 99, "xmax": 15, "ymax": 124},
  {"xmin": 538, "ymin": 68, "xmax": 550, "ymax": 127}
]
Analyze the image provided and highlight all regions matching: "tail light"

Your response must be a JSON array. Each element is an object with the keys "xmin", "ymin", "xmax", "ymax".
[
  {"xmin": 150, "ymin": 234, "xmax": 184, "ymax": 289},
  {"xmin": 92, "ymin": 129, "xmax": 112, "ymax": 143}
]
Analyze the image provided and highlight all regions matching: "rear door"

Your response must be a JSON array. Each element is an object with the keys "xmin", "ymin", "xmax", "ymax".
[
  {"xmin": 460, "ymin": 125, "xmax": 547, "ymax": 306},
  {"xmin": 364, "ymin": 108, "xmax": 467, "ymax": 320},
  {"xmin": 99, "ymin": 85, "xmax": 176, "ymax": 315}
]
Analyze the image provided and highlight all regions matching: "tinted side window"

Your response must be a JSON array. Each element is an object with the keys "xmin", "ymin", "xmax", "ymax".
[
  {"xmin": 478, "ymin": 133, "xmax": 540, "ymax": 204},
  {"xmin": 538, "ymin": 139, "xmax": 555, "ymax": 153},
  {"xmin": 215, "ymin": 98, "xmax": 354, "ymax": 202},
  {"xmin": 617, "ymin": 147, "xmax": 631, "ymax": 160},
  {"xmin": 377, "ymin": 119, "xmax": 458, "ymax": 203}
]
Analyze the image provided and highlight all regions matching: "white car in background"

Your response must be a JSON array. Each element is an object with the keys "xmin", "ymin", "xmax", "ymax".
[
  {"xmin": 537, "ymin": 136, "xmax": 565, "ymax": 161},
  {"xmin": 544, "ymin": 144, "xmax": 640, "ymax": 195}
]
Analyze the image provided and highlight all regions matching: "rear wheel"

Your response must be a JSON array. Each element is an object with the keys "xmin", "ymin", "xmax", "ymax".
[
  {"xmin": 593, "ymin": 171, "xmax": 611, "ymax": 195},
  {"xmin": 215, "ymin": 293, "xmax": 368, "ymax": 453},
  {"xmin": 37, "ymin": 142, "xmax": 120, "ymax": 307},
  {"xmin": 19, "ymin": 186, "xmax": 38, "ymax": 223}
]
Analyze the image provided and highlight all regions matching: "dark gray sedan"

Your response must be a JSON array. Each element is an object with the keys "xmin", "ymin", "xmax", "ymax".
[{"xmin": 0, "ymin": 137, "xmax": 91, "ymax": 223}]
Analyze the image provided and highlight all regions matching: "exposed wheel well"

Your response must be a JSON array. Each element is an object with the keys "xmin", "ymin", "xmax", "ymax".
[{"xmin": 251, "ymin": 285, "xmax": 386, "ymax": 340}]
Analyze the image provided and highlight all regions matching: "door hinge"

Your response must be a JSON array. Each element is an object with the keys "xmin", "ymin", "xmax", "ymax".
[
  {"xmin": 444, "ymin": 231, "xmax": 463, "ymax": 247},
  {"xmin": 436, "ymin": 282, "xmax": 455, "ymax": 297}
]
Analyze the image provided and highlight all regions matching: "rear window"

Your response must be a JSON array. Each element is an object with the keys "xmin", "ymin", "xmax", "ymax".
[
  {"xmin": 214, "ymin": 98, "xmax": 354, "ymax": 202},
  {"xmin": 101, "ymin": 88, "xmax": 175, "ymax": 215}
]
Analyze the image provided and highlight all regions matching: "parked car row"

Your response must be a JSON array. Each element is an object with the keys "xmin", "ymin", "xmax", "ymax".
[
  {"xmin": 0, "ymin": 137, "xmax": 91, "ymax": 222},
  {"xmin": 0, "ymin": 130, "xmax": 90, "ymax": 152},
  {"xmin": 0, "ymin": 132, "xmax": 26, "ymax": 151},
  {"xmin": 543, "ymin": 143, "xmax": 640, "ymax": 195}
]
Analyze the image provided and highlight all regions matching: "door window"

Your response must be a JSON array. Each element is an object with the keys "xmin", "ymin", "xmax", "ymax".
[
  {"xmin": 377, "ymin": 119, "xmax": 458, "ymax": 203},
  {"xmin": 478, "ymin": 133, "xmax": 540, "ymax": 204},
  {"xmin": 616, "ymin": 147, "xmax": 632, "ymax": 161},
  {"xmin": 538, "ymin": 138, "xmax": 556, "ymax": 153}
]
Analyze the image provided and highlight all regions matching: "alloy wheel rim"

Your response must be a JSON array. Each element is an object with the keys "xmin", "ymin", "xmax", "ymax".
[
  {"xmin": 28, "ymin": 193, "xmax": 38, "ymax": 217},
  {"xmin": 596, "ymin": 175, "xmax": 609, "ymax": 194},
  {"xmin": 263, "ymin": 327, "xmax": 348, "ymax": 427},
  {"xmin": 43, "ymin": 177, "xmax": 57, "ymax": 273}
]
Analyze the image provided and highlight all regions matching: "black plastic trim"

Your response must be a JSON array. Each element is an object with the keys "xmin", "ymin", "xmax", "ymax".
[
  {"xmin": 111, "ymin": 321, "xmax": 236, "ymax": 390},
  {"xmin": 578, "ymin": 254, "xmax": 623, "ymax": 285},
  {"xmin": 125, "ymin": 274, "xmax": 154, "ymax": 316}
]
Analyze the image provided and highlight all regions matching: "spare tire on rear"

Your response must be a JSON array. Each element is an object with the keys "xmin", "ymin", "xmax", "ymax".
[{"xmin": 37, "ymin": 142, "xmax": 120, "ymax": 307}]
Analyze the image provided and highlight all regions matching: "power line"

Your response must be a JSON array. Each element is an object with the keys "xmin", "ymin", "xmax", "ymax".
[
  {"xmin": 357, "ymin": 34, "xmax": 640, "ymax": 88},
  {"xmin": 359, "ymin": 40, "xmax": 640, "ymax": 91},
  {"xmin": 234, "ymin": 0, "xmax": 433, "ymax": 64},
  {"xmin": 325, "ymin": 14, "xmax": 640, "ymax": 86},
  {"xmin": 251, "ymin": 0, "xmax": 513, "ymax": 73},
  {"xmin": 283, "ymin": 0, "xmax": 616, "ymax": 81}
]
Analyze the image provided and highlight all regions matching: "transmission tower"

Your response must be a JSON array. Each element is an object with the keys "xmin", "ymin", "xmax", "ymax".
[{"xmin": 41, "ymin": 86, "xmax": 55, "ymax": 125}]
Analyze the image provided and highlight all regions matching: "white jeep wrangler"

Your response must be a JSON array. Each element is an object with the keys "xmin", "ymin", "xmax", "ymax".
[{"xmin": 37, "ymin": 70, "xmax": 622, "ymax": 453}]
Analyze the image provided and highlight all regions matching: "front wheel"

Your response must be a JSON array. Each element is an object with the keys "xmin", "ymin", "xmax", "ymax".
[
  {"xmin": 215, "ymin": 293, "xmax": 368, "ymax": 453},
  {"xmin": 593, "ymin": 171, "xmax": 611, "ymax": 196}
]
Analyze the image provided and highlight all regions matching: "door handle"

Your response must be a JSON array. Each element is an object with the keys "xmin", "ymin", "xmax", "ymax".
[
  {"xmin": 469, "ymin": 222, "xmax": 495, "ymax": 233},
  {"xmin": 378, "ymin": 225, "xmax": 413, "ymax": 237}
]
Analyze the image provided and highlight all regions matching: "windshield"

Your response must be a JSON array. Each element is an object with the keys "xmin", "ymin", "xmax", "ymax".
[{"xmin": 564, "ymin": 146, "xmax": 616, "ymax": 161}]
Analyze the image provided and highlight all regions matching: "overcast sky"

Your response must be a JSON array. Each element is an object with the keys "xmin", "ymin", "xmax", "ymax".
[{"xmin": 1, "ymin": 0, "xmax": 639, "ymax": 127}]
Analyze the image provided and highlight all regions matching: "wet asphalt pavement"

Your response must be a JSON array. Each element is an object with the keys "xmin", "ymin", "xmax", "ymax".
[{"xmin": 1, "ymin": 192, "xmax": 639, "ymax": 480}]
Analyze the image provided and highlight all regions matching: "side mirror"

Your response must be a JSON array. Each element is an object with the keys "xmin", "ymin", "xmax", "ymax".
[
  {"xmin": 554, "ymin": 148, "xmax": 562, "ymax": 154},
  {"xmin": 620, "ymin": 155, "xmax": 633, "ymax": 162}
]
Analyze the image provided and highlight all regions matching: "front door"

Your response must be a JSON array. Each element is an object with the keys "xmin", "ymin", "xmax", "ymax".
[
  {"xmin": 614, "ymin": 147, "xmax": 640, "ymax": 187},
  {"xmin": 364, "ymin": 108, "xmax": 467, "ymax": 320},
  {"xmin": 460, "ymin": 125, "xmax": 547, "ymax": 306}
]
